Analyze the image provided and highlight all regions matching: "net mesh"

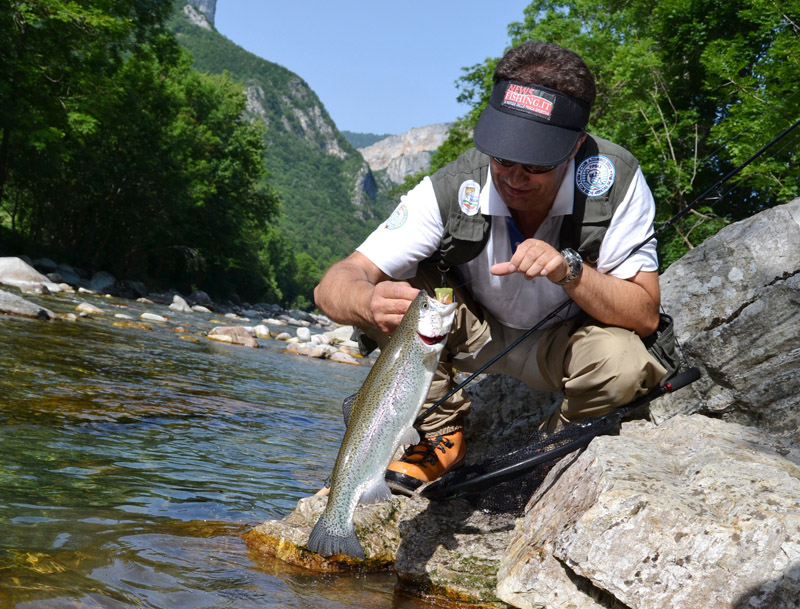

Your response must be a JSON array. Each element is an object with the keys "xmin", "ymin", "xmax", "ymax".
[{"xmin": 424, "ymin": 413, "xmax": 625, "ymax": 514}]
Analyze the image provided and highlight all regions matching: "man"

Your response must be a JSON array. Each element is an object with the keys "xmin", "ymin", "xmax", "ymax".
[{"xmin": 314, "ymin": 41, "xmax": 670, "ymax": 495}]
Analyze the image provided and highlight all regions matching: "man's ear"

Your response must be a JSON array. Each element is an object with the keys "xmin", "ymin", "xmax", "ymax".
[{"xmin": 568, "ymin": 133, "xmax": 588, "ymax": 162}]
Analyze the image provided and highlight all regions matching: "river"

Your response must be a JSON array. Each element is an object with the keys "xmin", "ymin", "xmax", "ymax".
[{"xmin": 0, "ymin": 289, "xmax": 431, "ymax": 608}]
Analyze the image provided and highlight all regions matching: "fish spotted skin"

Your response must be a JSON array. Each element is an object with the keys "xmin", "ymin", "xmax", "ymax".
[{"xmin": 307, "ymin": 290, "xmax": 457, "ymax": 559}]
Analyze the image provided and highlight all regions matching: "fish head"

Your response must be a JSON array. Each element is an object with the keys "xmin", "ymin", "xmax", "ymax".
[{"xmin": 407, "ymin": 290, "xmax": 457, "ymax": 351}]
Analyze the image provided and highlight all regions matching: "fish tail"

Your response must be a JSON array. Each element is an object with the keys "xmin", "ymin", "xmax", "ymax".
[{"xmin": 307, "ymin": 517, "xmax": 365, "ymax": 559}]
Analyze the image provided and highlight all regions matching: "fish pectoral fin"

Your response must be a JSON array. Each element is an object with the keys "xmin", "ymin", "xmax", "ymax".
[
  {"xmin": 359, "ymin": 476, "xmax": 393, "ymax": 505},
  {"xmin": 341, "ymin": 393, "xmax": 356, "ymax": 426},
  {"xmin": 398, "ymin": 427, "xmax": 420, "ymax": 447}
]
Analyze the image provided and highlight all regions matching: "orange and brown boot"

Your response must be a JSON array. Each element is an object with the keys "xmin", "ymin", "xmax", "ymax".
[{"xmin": 384, "ymin": 429, "xmax": 465, "ymax": 495}]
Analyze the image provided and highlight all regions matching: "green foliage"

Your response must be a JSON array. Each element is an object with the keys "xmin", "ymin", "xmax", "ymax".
[
  {"xmin": 423, "ymin": 0, "xmax": 800, "ymax": 267},
  {"xmin": 173, "ymin": 13, "xmax": 389, "ymax": 304},
  {"xmin": 0, "ymin": 0, "xmax": 281, "ymax": 302}
]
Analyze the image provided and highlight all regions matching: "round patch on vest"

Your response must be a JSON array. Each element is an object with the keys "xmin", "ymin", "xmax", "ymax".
[
  {"xmin": 383, "ymin": 203, "xmax": 408, "ymax": 230},
  {"xmin": 576, "ymin": 155, "xmax": 616, "ymax": 197},
  {"xmin": 458, "ymin": 180, "xmax": 481, "ymax": 216}
]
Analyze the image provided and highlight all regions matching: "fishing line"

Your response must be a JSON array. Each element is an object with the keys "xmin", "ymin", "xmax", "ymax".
[{"xmin": 415, "ymin": 115, "xmax": 800, "ymax": 426}]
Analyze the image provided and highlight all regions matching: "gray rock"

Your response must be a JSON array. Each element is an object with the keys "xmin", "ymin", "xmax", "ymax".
[
  {"xmin": 168, "ymin": 294, "xmax": 193, "ymax": 313},
  {"xmin": 0, "ymin": 289, "xmax": 54, "ymax": 320},
  {"xmin": 656, "ymin": 198, "xmax": 800, "ymax": 442},
  {"xmin": 496, "ymin": 415, "xmax": 800, "ymax": 609},
  {"xmin": 207, "ymin": 325, "xmax": 258, "ymax": 348},
  {"xmin": 89, "ymin": 270, "xmax": 116, "ymax": 294},
  {"xmin": 0, "ymin": 257, "xmax": 63, "ymax": 293}
]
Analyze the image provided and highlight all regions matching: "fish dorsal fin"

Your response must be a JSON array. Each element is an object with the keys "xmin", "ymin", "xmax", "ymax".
[
  {"xmin": 399, "ymin": 427, "xmax": 420, "ymax": 447},
  {"xmin": 359, "ymin": 476, "xmax": 393, "ymax": 505},
  {"xmin": 341, "ymin": 393, "xmax": 356, "ymax": 426}
]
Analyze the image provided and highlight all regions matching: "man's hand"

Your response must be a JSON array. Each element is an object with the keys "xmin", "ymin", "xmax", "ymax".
[
  {"xmin": 369, "ymin": 281, "xmax": 420, "ymax": 335},
  {"xmin": 490, "ymin": 239, "xmax": 568, "ymax": 283}
]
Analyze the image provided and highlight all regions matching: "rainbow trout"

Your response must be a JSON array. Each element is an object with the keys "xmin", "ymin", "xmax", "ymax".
[{"xmin": 307, "ymin": 290, "xmax": 457, "ymax": 559}]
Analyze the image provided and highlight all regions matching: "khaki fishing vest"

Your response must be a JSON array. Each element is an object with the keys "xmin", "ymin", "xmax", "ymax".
[{"xmin": 425, "ymin": 135, "xmax": 640, "ymax": 269}]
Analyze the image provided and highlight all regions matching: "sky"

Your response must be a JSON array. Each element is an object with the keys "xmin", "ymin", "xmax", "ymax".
[{"xmin": 213, "ymin": 1, "xmax": 531, "ymax": 135}]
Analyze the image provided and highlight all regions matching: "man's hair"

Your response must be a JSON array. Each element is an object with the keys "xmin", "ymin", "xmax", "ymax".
[{"xmin": 494, "ymin": 41, "xmax": 596, "ymax": 107}]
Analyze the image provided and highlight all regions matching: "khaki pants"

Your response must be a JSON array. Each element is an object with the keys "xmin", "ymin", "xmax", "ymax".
[{"xmin": 367, "ymin": 267, "xmax": 667, "ymax": 437}]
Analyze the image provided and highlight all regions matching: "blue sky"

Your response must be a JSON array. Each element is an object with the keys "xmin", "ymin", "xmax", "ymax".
[{"xmin": 214, "ymin": 1, "xmax": 531, "ymax": 135}]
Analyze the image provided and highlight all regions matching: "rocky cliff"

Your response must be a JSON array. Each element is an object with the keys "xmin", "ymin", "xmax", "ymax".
[
  {"xmin": 359, "ymin": 123, "xmax": 452, "ymax": 184},
  {"xmin": 186, "ymin": 0, "xmax": 216, "ymax": 26},
  {"xmin": 244, "ymin": 198, "xmax": 800, "ymax": 608}
]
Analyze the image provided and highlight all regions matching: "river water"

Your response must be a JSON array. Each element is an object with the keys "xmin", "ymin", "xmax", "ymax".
[{"xmin": 0, "ymin": 290, "xmax": 431, "ymax": 608}]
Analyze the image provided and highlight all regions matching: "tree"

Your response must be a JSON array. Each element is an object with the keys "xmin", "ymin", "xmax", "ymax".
[
  {"xmin": 433, "ymin": 0, "xmax": 800, "ymax": 266},
  {"xmin": 0, "ymin": 0, "xmax": 282, "ymax": 301}
]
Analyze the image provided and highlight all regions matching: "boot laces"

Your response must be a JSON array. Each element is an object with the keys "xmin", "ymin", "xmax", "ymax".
[{"xmin": 401, "ymin": 435, "xmax": 455, "ymax": 467}]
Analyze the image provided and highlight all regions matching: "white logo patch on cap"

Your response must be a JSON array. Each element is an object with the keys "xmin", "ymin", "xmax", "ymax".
[
  {"xmin": 383, "ymin": 203, "xmax": 408, "ymax": 230},
  {"xmin": 576, "ymin": 155, "xmax": 616, "ymax": 197},
  {"xmin": 458, "ymin": 180, "xmax": 481, "ymax": 216}
]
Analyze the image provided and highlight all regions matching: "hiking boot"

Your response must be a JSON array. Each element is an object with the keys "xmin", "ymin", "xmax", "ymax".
[{"xmin": 385, "ymin": 430, "xmax": 465, "ymax": 495}]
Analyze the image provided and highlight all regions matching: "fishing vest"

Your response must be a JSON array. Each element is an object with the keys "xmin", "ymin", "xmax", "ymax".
[
  {"xmin": 422, "ymin": 136, "xmax": 682, "ymax": 380},
  {"xmin": 425, "ymin": 134, "xmax": 640, "ymax": 269}
]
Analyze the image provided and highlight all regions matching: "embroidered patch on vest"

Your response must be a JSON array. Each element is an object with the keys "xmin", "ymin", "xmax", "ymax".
[
  {"xmin": 383, "ymin": 203, "xmax": 408, "ymax": 230},
  {"xmin": 576, "ymin": 155, "xmax": 616, "ymax": 197},
  {"xmin": 458, "ymin": 180, "xmax": 481, "ymax": 216}
]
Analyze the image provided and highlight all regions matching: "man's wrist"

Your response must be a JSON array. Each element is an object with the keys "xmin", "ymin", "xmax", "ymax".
[{"xmin": 557, "ymin": 248, "xmax": 583, "ymax": 286}]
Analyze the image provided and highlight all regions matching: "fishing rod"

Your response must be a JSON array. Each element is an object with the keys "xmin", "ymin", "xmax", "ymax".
[
  {"xmin": 415, "ymin": 116, "xmax": 800, "ymax": 425},
  {"xmin": 422, "ymin": 365, "xmax": 701, "ymax": 500}
]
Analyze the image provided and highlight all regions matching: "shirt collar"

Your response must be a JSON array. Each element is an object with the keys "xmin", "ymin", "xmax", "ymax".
[{"xmin": 481, "ymin": 161, "xmax": 576, "ymax": 218}]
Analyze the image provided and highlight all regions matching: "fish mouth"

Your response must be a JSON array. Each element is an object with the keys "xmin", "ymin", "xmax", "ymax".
[{"xmin": 418, "ymin": 332, "xmax": 447, "ymax": 345}]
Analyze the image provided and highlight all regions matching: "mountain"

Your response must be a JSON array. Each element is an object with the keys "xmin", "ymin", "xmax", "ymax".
[
  {"xmin": 358, "ymin": 123, "xmax": 453, "ymax": 185},
  {"xmin": 171, "ymin": 1, "xmax": 391, "ymax": 268}
]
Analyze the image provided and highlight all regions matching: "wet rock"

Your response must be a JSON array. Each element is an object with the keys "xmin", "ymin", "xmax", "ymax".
[
  {"xmin": 140, "ymin": 312, "xmax": 168, "ymax": 323},
  {"xmin": 207, "ymin": 325, "xmax": 258, "ymax": 347},
  {"xmin": 76, "ymin": 302, "xmax": 105, "ymax": 315},
  {"xmin": 296, "ymin": 327, "xmax": 312, "ymax": 342},
  {"xmin": 0, "ymin": 289, "xmax": 55, "ymax": 320},
  {"xmin": 327, "ymin": 351, "xmax": 360, "ymax": 365},
  {"xmin": 169, "ymin": 294, "xmax": 192, "ymax": 313}
]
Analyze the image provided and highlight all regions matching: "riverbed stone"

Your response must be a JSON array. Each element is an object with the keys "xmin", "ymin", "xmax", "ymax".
[
  {"xmin": 169, "ymin": 294, "xmax": 193, "ymax": 312},
  {"xmin": 0, "ymin": 257, "xmax": 64, "ymax": 293},
  {"xmin": 207, "ymin": 325, "xmax": 258, "ymax": 347},
  {"xmin": 0, "ymin": 289, "xmax": 55, "ymax": 320},
  {"xmin": 76, "ymin": 302, "xmax": 105, "ymax": 315}
]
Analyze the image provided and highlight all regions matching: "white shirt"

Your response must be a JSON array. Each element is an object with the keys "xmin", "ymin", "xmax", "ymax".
[{"xmin": 358, "ymin": 158, "xmax": 658, "ymax": 329}]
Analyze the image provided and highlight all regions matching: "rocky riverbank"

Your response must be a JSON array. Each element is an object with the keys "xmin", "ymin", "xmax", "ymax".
[
  {"xmin": 243, "ymin": 198, "xmax": 800, "ymax": 608},
  {"xmin": 0, "ymin": 255, "xmax": 370, "ymax": 366}
]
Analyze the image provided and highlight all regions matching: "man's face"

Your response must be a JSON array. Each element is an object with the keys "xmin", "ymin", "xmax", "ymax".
[{"xmin": 489, "ymin": 134, "xmax": 586, "ymax": 216}]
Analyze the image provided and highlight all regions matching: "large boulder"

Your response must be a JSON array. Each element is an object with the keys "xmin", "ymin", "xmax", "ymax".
[
  {"xmin": 0, "ymin": 257, "xmax": 64, "ymax": 293},
  {"xmin": 654, "ymin": 198, "xmax": 800, "ymax": 442},
  {"xmin": 496, "ymin": 415, "xmax": 800, "ymax": 609}
]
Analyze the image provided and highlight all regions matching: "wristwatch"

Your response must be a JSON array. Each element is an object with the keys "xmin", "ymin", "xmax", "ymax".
[{"xmin": 557, "ymin": 248, "xmax": 583, "ymax": 286}]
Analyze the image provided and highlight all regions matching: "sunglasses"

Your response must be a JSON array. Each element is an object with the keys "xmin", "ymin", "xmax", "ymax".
[{"xmin": 492, "ymin": 156, "xmax": 557, "ymax": 174}]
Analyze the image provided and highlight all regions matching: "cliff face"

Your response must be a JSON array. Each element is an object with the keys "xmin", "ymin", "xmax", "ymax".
[
  {"xmin": 359, "ymin": 123, "xmax": 452, "ymax": 184},
  {"xmin": 187, "ymin": 0, "xmax": 216, "ymax": 26}
]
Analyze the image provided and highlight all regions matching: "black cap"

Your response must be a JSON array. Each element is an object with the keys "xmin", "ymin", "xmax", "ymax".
[{"xmin": 474, "ymin": 80, "xmax": 591, "ymax": 166}]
